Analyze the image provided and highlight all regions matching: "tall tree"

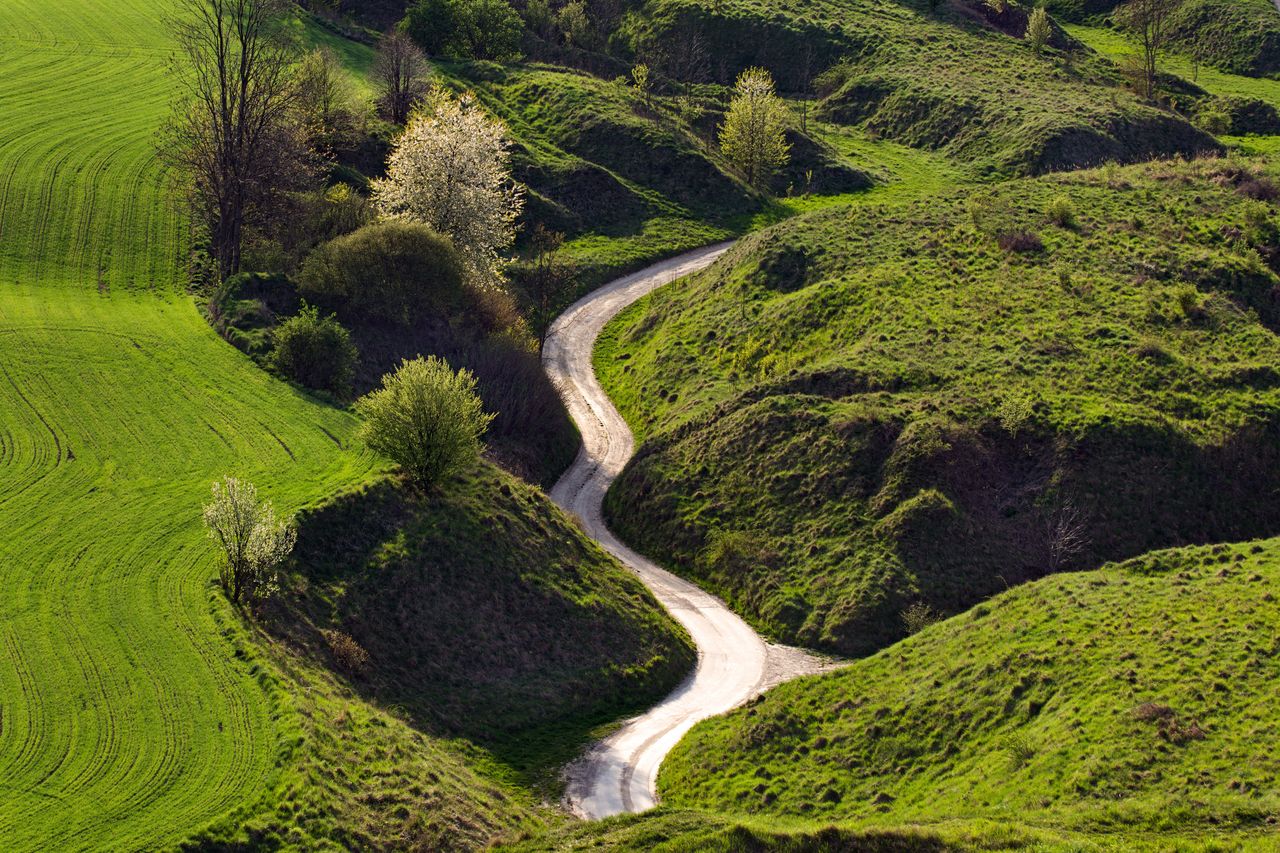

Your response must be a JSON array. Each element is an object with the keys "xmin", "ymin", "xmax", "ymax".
[
  {"xmin": 719, "ymin": 67, "xmax": 790, "ymax": 191},
  {"xmin": 374, "ymin": 30, "xmax": 429, "ymax": 124},
  {"xmin": 1118, "ymin": 0, "xmax": 1183, "ymax": 99},
  {"xmin": 371, "ymin": 88, "xmax": 524, "ymax": 287},
  {"xmin": 162, "ymin": 0, "xmax": 308, "ymax": 282}
]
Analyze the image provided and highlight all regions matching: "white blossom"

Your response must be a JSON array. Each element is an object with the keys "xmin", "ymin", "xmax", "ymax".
[{"xmin": 371, "ymin": 88, "xmax": 524, "ymax": 287}]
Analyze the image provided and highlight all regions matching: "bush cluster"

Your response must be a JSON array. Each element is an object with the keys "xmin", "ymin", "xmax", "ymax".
[
  {"xmin": 269, "ymin": 304, "xmax": 358, "ymax": 396},
  {"xmin": 297, "ymin": 221, "xmax": 465, "ymax": 326}
]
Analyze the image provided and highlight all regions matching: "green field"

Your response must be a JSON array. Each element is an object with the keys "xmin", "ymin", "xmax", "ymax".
[{"xmin": 0, "ymin": 0, "xmax": 680, "ymax": 845}]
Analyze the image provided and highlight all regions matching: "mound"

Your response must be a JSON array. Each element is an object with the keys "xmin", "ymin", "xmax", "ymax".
[
  {"xmin": 270, "ymin": 468, "xmax": 695, "ymax": 774},
  {"xmin": 660, "ymin": 537, "xmax": 1280, "ymax": 839},
  {"xmin": 617, "ymin": 0, "xmax": 1220, "ymax": 177},
  {"xmin": 599, "ymin": 158, "xmax": 1280, "ymax": 656}
]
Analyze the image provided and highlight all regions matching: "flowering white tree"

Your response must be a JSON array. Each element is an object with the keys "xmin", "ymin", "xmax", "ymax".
[
  {"xmin": 203, "ymin": 476, "xmax": 297, "ymax": 605},
  {"xmin": 371, "ymin": 88, "xmax": 524, "ymax": 287}
]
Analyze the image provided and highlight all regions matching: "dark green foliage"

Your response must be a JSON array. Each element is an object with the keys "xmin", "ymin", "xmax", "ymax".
[
  {"xmin": 298, "ymin": 220, "xmax": 465, "ymax": 325},
  {"xmin": 403, "ymin": 0, "xmax": 524, "ymax": 61},
  {"xmin": 276, "ymin": 470, "xmax": 695, "ymax": 783},
  {"xmin": 210, "ymin": 271, "xmax": 300, "ymax": 358},
  {"xmin": 269, "ymin": 304, "xmax": 358, "ymax": 395},
  {"xmin": 599, "ymin": 159, "xmax": 1280, "ymax": 657},
  {"xmin": 660, "ymin": 538, "xmax": 1280, "ymax": 840}
]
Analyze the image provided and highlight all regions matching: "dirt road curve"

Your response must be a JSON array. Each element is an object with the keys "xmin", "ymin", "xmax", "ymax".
[{"xmin": 544, "ymin": 243, "xmax": 831, "ymax": 820}]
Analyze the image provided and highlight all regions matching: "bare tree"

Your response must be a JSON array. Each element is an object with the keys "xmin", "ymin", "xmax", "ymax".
[
  {"xmin": 798, "ymin": 42, "xmax": 814, "ymax": 134},
  {"xmin": 161, "ymin": 0, "xmax": 307, "ymax": 282},
  {"xmin": 1117, "ymin": 0, "xmax": 1183, "ymax": 100},
  {"xmin": 1044, "ymin": 500, "xmax": 1090, "ymax": 573},
  {"xmin": 525, "ymin": 225, "xmax": 576, "ymax": 351},
  {"xmin": 374, "ymin": 30, "xmax": 429, "ymax": 124},
  {"xmin": 664, "ymin": 22, "xmax": 709, "ymax": 91}
]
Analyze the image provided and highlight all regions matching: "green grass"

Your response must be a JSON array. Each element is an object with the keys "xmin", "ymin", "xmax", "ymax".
[
  {"xmin": 0, "ymin": 285, "xmax": 380, "ymax": 848},
  {"xmin": 276, "ymin": 469, "xmax": 694, "ymax": 795},
  {"xmin": 1066, "ymin": 23, "xmax": 1280, "ymax": 110},
  {"xmin": 1050, "ymin": 0, "xmax": 1280, "ymax": 78},
  {"xmin": 0, "ymin": 1, "xmax": 686, "ymax": 847},
  {"xmin": 501, "ymin": 807, "xmax": 1280, "ymax": 851},
  {"xmin": 597, "ymin": 157, "xmax": 1280, "ymax": 657},
  {"xmin": 0, "ymin": 0, "xmax": 184, "ymax": 292},
  {"xmin": 658, "ymin": 537, "xmax": 1280, "ymax": 844},
  {"xmin": 619, "ymin": 0, "xmax": 1219, "ymax": 177}
]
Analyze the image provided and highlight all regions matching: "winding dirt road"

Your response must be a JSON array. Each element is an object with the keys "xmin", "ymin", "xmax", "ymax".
[{"xmin": 544, "ymin": 244, "xmax": 830, "ymax": 819}]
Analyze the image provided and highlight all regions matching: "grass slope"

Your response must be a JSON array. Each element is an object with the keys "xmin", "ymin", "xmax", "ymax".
[
  {"xmin": 0, "ymin": 286, "xmax": 377, "ymax": 848},
  {"xmin": 659, "ymin": 538, "xmax": 1280, "ymax": 843},
  {"xmin": 0, "ymin": 0, "xmax": 183, "ymax": 292},
  {"xmin": 0, "ymin": 1, "xmax": 687, "ymax": 847},
  {"xmin": 442, "ymin": 61, "xmax": 870, "ymax": 289},
  {"xmin": 598, "ymin": 158, "xmax": 1280, "ymax": 656},
  {"xmin": 1047, "ymin": 0, "xmax": 1280, "ymax": 78},
  {"xmin": 274, "ymin": 469, "xmax": 694, "ymax": 789}
]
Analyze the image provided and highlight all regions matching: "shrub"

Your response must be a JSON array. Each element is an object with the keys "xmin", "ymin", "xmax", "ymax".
[
  {"xmin": 1197, "ymin": 110, "xmax": 1232, "ymax": 136},
  {"xmin": 269, "ymin": 304, "xmax": 358, "ymax": 396},
  {"xmin": 1175, "ymin": 284, "xmax": 1207, "ymax": 322},
  {"xmin": 1026, "ymin": 7, "xmax": 1051, "ymax": 55},
  {"xmin": 322, "ymin": 629, "xmax": 370, "ymax": 675},
  {"xmin": 901, "ymin": 602, "xmax": 941, "ymax": 635},
  {"xmin": 403, "ymin": 0, "xmax": 523, "ymax": 61},
  {"xmin": 297, "ymin": 221, "xmax": 464, "ymax": 325},
  {"xmin": 997, "ymin": 230, "xmax": 1045, "ymax": 253},
  {"xmin": 1238, "ymin": 177, "xmax": 1279, "ymax": 202},
  {"xmin": 1047, "ymin": 195, "xmax": 1076, "ymax": 228},
  {"xmin": 203, "ymin": 477, "xmax": 297, "ymax": 605},
  {"xmin": 354, "ymin": 356, "xmax": 495, "ymax": 487}
]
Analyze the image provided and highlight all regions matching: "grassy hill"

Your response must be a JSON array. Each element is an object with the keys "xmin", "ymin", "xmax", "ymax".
[
  {"xmin": 272, "ymin": 468, "xmax": 694, "ymax": 787},
  {"xmin": 656, "ymin": 537, "xmax": 1280, "ymax": 844},
  {"xmin": 598, "ymin": 157, "xmax": 1280, "ymax": 657},
  {"xmin": 1046, "ymin": 0, "xmax": 1280, "ymax": 78},
  {"xmin": 0, "ymin": 0, "xmax": 689, "ymax": 847},
  {"xmin": 614, "ymin": 0, "xmax": 1221, "ymax": 177}
]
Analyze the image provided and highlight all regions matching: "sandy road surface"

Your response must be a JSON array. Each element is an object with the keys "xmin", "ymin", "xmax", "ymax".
[{"xmin": 544, "ymin": 244, "xmax": 832, "ymax": 819}]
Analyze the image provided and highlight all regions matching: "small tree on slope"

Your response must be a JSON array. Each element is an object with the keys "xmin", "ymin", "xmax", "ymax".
[
  {"xmin": 719, "ymin": 67, "xmax": 790, "ymax": 192},
  {"xmin": 355, "ymin": 356, "xmax": 495, "ymax": 488},
  {"xmin": 203, "ymin": 477, "xmax": 297, "ymax": 605},
  {"xmin": 371, "ymin": 88, "xmax": 524, "ymax": 287}
]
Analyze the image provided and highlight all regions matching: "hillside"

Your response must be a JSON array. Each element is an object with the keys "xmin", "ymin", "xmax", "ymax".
[
  {"xmin": 599, "ymin": 157, "xmax": 1280, "ymax": 656},
  {"xmin": 657, "ymin": 537, "xmax": 1280, "ymax": 843},
  {"xmin": 0, "ymin": 0, "xmax": 690, "ymax": 847},
  {"xmin": 615, "ymin": 0, "xmax": 1221, "ymax": 176},
  {"xmin": 1045, "ymin": 0, "xmax": 1280, "ymax": 78},
  {"xmin": 442, "ymin": 61, "xmax": 870, "ymax": 288},
  {"xmin": 271, "ymin": 468, "xmax": 694, "ymax": 783}
]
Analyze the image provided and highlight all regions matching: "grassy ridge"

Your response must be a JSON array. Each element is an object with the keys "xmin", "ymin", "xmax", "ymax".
[
  {"xmin": 598, "ymin": 158, "xmax": 1280, "ymax": 656},
  {"xmin": 276, "ymin": 469, "xmax": 695, "ymax": 789},
  {"xmin": 659, "ymin": 537, "xmax": 1280, "ymax": 842}
]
